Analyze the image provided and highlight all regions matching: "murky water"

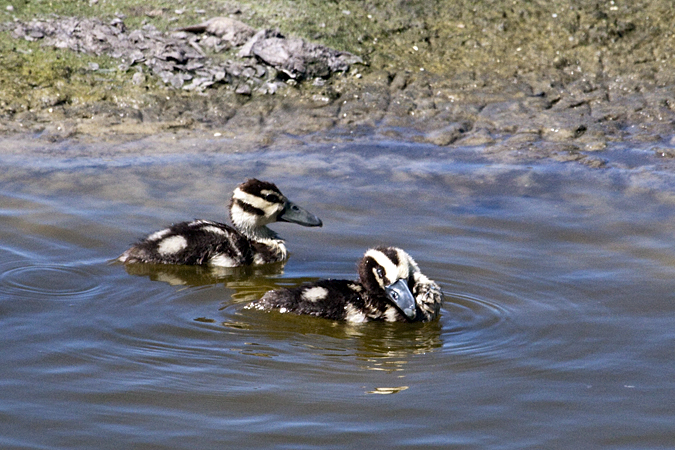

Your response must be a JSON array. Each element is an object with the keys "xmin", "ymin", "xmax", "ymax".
[{"xmin": 1, "ymin": 137, "xmax": 675, "ymax": 449}]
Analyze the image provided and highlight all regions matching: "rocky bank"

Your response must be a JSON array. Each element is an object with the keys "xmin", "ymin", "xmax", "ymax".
[{"xmin": 1, "ymin": 0, "xmax": 675, "ymax": 164}]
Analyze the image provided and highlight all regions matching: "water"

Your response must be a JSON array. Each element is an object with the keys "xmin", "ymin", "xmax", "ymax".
[{"xmin": 1, "ymin": 137, "xmax": 674, "ymax": 449}]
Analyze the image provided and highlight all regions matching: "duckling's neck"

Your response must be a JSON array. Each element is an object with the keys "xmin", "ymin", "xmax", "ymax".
[
  {"xmin": 237, "ymin": 223, "xmax": 287, "ymax": 264},
  {"xmin": 230, "ymin": 203, "xmax": 282, "ymax": 243},
  {"xmin": 239, "ymin": 223, "xmax": 281, "ymax": 243}
]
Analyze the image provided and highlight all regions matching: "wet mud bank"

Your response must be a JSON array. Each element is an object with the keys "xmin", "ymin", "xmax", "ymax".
[{"xmin": 1, "ymin": 0, "xmax": 675, "ymax": 163}]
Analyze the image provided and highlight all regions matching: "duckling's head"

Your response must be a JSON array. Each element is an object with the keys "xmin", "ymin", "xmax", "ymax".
[
  {"xmin": 358, "ymin": 246, "xmax": 441, "ymax": 322},
  {"xmin": 229, "ymin": 179, "xmax": 322, "ymax": 235}
]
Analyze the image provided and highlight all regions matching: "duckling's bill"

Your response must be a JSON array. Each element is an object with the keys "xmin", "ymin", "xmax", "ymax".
[
  {"xmin": 385, "ymin": 278, "xmax": 417, "ymax": 320},
  {"xmin": 278, "ymin": 200, "xmax": 323, "ymax": 227}
]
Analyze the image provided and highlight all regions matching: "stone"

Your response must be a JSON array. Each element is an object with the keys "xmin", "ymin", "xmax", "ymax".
[{"xmin": 177, "ymin": 17, "xmax": 256, "ymax": 46}]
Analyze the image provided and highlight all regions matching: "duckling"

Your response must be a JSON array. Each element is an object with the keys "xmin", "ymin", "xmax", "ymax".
[
  {"xmin": 118, "ymin": 178, "xmax": 322, "ymax": 266},
  {"xmin": 248, "ymin": 247, "xmax": 443, "ymax": 323}
]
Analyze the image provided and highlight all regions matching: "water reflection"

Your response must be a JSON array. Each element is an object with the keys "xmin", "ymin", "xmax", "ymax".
[
  {"xmin": 217, "ymin": 299, "xmax": 445, "ymax": 366},
  {"xmin": 121, "ymin": 259, "xmax": 287, "ymax": 288},
  {"xmin": 120, "ymin": 250, "xmax": 505, "ymax": 367},
  {"xmin": 350, "ymin": 320, "xmax": 444, "ymax": 358},
  {"xmin": 366, "ymin": 386, "xmax": 409, "ymax": 395},
  {"xmin": 3, "ymin": 137, "xmax": 675, "ymax": 448}
]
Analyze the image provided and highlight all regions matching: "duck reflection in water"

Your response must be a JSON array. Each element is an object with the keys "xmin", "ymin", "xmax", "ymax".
[{"xmin": 121, "ymin": 259, "xmax": 286, "ymax": 289}]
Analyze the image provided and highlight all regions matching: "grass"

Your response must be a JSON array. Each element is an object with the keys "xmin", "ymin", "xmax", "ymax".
[{"xmin": 1, "ymin": 0, "xmax": 674, "ymax": 125}]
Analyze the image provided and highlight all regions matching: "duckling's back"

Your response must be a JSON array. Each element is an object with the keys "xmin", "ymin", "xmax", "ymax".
[
  {"xmin": 249, "ymin": 279, "xmax": 369, "ymax": 321},
  {"xmin": 119, "ymin": 220, "xmax": 255, "ymax": 266}
]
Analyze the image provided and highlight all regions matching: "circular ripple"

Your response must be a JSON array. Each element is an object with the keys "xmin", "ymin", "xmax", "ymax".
[
  {"xmin": 0, "ymin": 264, "xmax": 100, "ymax": 300},
  {"xmin": 441, "ymin": 293, "xmax": 520, "ymax": 357}
]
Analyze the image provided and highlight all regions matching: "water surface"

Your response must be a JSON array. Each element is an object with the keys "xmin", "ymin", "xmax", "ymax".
[{"xmin": 1, "ymin": 138, "xmax": 674, "ymax": 449}]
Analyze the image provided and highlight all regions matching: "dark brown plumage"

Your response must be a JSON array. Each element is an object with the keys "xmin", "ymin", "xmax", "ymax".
[
  {"xmin": 248, "ymin": 247, "xmax": 443, "ymax": 323},
  {"xmin": 118, "ymin": 179, "xmax": 322, "ymax": 266}
]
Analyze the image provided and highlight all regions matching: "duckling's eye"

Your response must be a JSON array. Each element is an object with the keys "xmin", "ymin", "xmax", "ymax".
[
  {"xmin": 376, "ymin": 267, "xmax": 384, "ymax": 279},
  {"xmin": 264, "ymin": 194, "xmax": 278, "ymax": 202}
]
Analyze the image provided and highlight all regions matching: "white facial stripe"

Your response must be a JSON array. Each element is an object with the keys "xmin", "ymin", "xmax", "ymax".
[
  {"xmin": 395, "ymin": 248, "xmax": 419, "ymax": 278},
  {"xmin": 365, "ymin": 249, "xmax": 405, "ymax": 286},
  {"xmin": 260, "ymin": 189, "xmax": 281, "ymax": 201},
  {"xmin": 233, "ymin": 187, "xmax": 281, "ymax": 213},
  {"xmin": 230, "ymin": 202, "xmax": 258, "ymax": 229},
  {"xmin": 157, "ymin": 235, "xmax": 188, "ymax": 255}
]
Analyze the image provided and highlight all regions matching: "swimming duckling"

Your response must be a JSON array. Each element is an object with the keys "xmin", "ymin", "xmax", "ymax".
[
  {"xmin": 118, "ymin": 178, "xmax": 322, "ymax": 266},
  {"xmin": 248, "ymin": 247, "xmax": 443, "ymax": 323}
]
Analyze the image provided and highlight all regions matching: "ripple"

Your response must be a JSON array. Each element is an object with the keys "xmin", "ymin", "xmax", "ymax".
[
  {"xmin": 0, "ymin": 264, "xmax": 100, "ymax": 300},
  {"xmin": 441, "ymin": 292, "xmax": 520, "ymax": 358}
]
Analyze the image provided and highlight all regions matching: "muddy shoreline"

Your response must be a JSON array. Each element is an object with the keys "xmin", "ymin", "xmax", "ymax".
[{"xmin": 1, "ymin": 0, "xmax": 675, "ymax": 163}]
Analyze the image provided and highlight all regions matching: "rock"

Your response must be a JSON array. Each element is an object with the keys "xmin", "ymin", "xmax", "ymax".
[
  {"xmin": 238, "ymin": 29, "xmax": 284, "ymax": 58},
  {"xmin": 235, "ymin": 83, "xmax": 252, "ymax": 96},
  {"xmin": 8, "ymin": 16, "xmax": 361, "ymax": 93},
  {"xmin": 132, "ymin": 71, "xmax": 145, "ymax": 85},
  {"xmin": 241, "ymin": 31, "xmax": 362, "ymax": 79},
  {"xmin": 390, "ymin": 71, "xmax": 410, "ymax": 91},
  {"xmin": 177, "ymin": 17, "xmax": 256, "ymax": 46},
  {"xmin": 259, "ymin": 82, "xmax": 280, "ymax": 95},
  {"xmin": 424, "ymin": 122, "xmax": 467, "ymax": 146},
  {"xmin": 476, "ymin": 100, "xmax": 532, "ymax": 133},
  {"xmin": 456, "ymin": 128, "xmax": 495, "ymax": 146}
]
